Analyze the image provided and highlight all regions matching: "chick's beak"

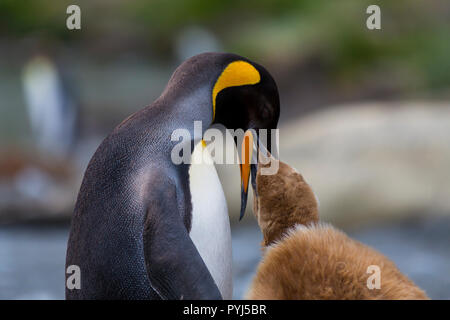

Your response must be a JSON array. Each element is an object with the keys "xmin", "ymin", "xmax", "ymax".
[{"xmin": 239, "ymin": 130, "xmax": 256, "ymax": 220}]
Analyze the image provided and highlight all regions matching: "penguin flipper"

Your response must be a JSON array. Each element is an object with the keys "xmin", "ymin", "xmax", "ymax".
[{"xmin": 142, "ymin": 177, "xmax": 222, "ymax": 300}]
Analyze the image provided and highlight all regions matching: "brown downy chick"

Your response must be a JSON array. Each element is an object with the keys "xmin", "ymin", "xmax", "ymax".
[{"xmin": 246, "ymin": 155, "xmax": 428, "ymax": 300}]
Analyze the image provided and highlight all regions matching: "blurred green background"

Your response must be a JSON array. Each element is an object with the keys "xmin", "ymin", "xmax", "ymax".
[
  {"xmin": 2, "ymin": 0, "xmax": 450, "ymax": 142},
  {"xmin": 0, "ymin": 0, "xmax": 449, "ymax": 299}
]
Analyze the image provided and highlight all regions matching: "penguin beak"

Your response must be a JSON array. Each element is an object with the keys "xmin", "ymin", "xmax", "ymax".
[{"xmin": 239, "ymin": 130, "xmax": 256, "ymax": 220}]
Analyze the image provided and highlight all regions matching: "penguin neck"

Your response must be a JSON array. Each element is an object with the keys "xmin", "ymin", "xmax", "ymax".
[
  {"xmin": 161, "ymin": 86, "xmax": 215, "ymax": 153},
  {"xmin": 146, "ymin": 87, "xmax": 214, "ymax": 179},
  {"xmin": 160, "ymin": 82, "xmax": 214, "ymax": 136}
]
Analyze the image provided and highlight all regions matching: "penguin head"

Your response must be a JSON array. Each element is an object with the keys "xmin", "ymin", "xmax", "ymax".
[
  {"xmin": 210, "ymin": 54, "xmax": 280, "ymax": 220},
  {"xmin": 212, "ymin": 58, "xmax": 280, "ymax": 134}
]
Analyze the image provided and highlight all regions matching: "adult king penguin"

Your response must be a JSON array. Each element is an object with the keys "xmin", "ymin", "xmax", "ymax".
[{"xmin": 66, "ymin": 53, "xmax": 280, "ymax": 300}]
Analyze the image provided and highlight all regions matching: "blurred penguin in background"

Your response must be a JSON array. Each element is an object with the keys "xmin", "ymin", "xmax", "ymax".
[
  {"xmin": 22, "ymin": 55, "xmax": 78, "ymax": 158},
  {"xmin": 0, "ymin": 54, "xmax": 81, "ymax": 217}
]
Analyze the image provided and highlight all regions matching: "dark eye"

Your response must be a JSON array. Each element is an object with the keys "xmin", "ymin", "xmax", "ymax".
[{"xmin": 260, "ymin": 104, "xmax": 272, "ymax": 120}]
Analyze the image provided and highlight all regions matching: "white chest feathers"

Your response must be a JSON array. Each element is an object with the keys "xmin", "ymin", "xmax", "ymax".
[{"xmin": 188, "ymin": 142, "xmax": 233, "ymax": 299}]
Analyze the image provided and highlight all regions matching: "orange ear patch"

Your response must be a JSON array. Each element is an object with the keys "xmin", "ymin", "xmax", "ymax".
[{"xmin": 212, "ymin": 61, "xmax": 261, "ymax": 120}]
